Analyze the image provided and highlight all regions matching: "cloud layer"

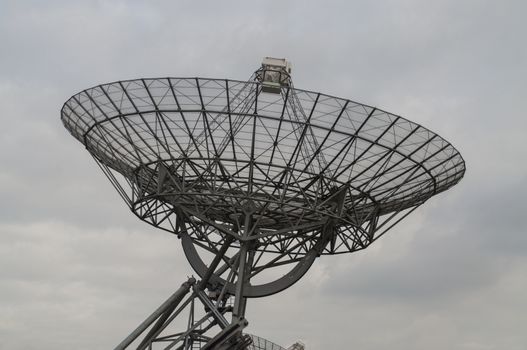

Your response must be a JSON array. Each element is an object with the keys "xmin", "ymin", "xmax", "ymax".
[{"xmin": 1, "ymin": 1, "xmax": 526, "ymax": 349}]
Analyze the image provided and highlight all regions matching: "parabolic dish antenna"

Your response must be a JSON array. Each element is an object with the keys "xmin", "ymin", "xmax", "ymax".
[{"xmin": 62, "ymin": 57, "xmax": 465, "ymax": 349}]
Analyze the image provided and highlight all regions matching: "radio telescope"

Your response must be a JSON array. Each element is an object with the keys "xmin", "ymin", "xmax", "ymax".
[{"xmin": 61, "ymin": 57, "xmax": 465, "ymax": 349}]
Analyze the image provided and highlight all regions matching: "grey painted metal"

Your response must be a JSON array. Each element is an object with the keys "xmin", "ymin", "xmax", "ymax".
[
  {"xmin": 201, "ymin": 318, "xmax": 250, "ymax": 350},
  {"xmin": 179, "ymin": 185, "xmax": 350, "ymax": 298},
  {"xmin": 114, "ymin": 277, "xmax": 195, "ymax": 350},
  {"xmin": 247, "ymin": 334, "xmax": 288, "ymax": 350},
  {"xmin": 180, "ymin": 229, "xmax": 321, "ymax": 297},
  {"xmin": 114, "ymin": 275, "xmax": 246, "ymax": 349},
  {"xmin": 195, "ymin": 289, "xmax": 229, "ymax": 329}
]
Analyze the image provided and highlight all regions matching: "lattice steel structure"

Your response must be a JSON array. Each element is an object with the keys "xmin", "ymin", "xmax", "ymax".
[{"xmin": 61, "ymin": 57, "xmax": 465, "ymax": 349}]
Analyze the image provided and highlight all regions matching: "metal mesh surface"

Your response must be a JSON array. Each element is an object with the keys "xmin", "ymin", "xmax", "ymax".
[
  {"xmin": 248, "ymin": 334, "xmax": 287, "ymax": 350},
  {"xmin": 61, "ymin": 77, "xmax": 465, "ymax": 255}
]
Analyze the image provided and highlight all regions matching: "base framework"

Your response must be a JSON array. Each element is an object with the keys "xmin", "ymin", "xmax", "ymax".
[
  {"xmin": 114, "ymin": 276, "xmax": 301, "ymax": 350},
  {"xmin": 115, "ymin": 277, "xmax": 251, "ymax": 350}
]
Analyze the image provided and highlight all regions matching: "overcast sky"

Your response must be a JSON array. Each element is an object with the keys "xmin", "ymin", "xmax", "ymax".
[{"xmin": 1, "ymin": 0, "xmax": 526, "ymax": 349}]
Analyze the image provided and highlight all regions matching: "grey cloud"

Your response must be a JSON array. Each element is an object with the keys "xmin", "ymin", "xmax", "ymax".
[
  {"xmin": 1, "ymin": 1, "xmax": 526, "ymax": 349},
  {"xmin": 321, "ymin": 176, "xmax": 527, "ymax": 301}
]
